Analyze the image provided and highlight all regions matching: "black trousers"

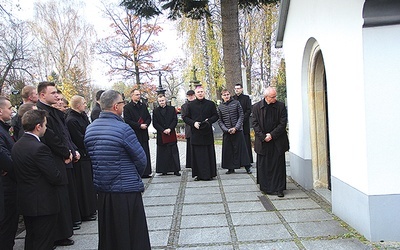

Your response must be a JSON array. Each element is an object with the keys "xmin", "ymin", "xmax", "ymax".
[
  {"xmin": 0, "ymin": 182, "xmax": 18, "ymax": 250},
  {"xmin": 24, "ymin": 214, "xmax": 58, "ymax": 250}
]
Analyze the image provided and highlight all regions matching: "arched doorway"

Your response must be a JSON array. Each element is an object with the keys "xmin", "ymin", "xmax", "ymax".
[{"xmin": 308, "ymin": 43, "xmax": 331, "ymax": 190}]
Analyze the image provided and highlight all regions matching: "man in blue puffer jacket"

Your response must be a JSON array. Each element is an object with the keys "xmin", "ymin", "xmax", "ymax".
[{"xmin": 84, "ymin": 90, "xmax": 150, "ymax": 250}]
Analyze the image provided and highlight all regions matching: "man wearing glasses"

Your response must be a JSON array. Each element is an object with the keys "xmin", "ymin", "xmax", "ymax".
[{"xmin": 85, "ymin": 90, "xmax": 150, "ymax": 250}]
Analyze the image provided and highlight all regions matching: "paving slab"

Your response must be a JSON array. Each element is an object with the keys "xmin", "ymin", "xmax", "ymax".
[
  {"xmin": 180, "ymin": 214, "xmax": 228, "ymax": 228},
  {"xmin": 220, "ymin": 178, "xmax": 255, "ymax": 186},
  {"xmin": 186, "ymin": 180, "xmax": 219, "ymax": 187},
  {"xmin": 178, "ymin": 227, "xmax": 232, "ymax": 245},
  {"xmin": 227, "ymin": 201, "xmax": 267, "ymax": 213},
  {"xmin": 230, "ymin": 211, "xmax": 281, "ymax": 226},
  {"xmin": 302, "ymin": 238, "xmax": 369, "ymax": 250},
  {"xmin": 239, "ymin": 241, "xmax": 300, "ymax": 250},
  {"xmin": 147, "ymin": 216, "xmax": 173, "ymax": 230},
  {"xmin": 224, "ymin": 191, "xmax": 261, "ymax": 202},
  {"xmin": 185, "ymin": 186, "xmax": 221, "ymax": 195},
  {"xmin": 143, "ymin": 187, "xmax": 179, "ymax": 197},
  {"xmin": 289, "ymin": 220, "xmax": 349, "ymax": 238},
  {"xmin": 280, "ymin": 209, "xmax": 333, "ymax": 223},
  {"xmin": 182, "ymin": 203, "xmax": 225, "ymax": 216},
  {"xmin": 223, "ymin": 184, "xmax": 260, "ymax": 193},
  {"xmin": 145, "ymin": 182, "xmax": 181, "ymax": 190},
  {"xmin": 271, "ymin": 198, "xmax": 321, "ymax": 210},
  {"xmin": 219, "ymin": 173, "xmax": 253, "ymax": 180},
  {"xmin": 149, "ymin": 229, "xmax": 169, "ymax": 247},
  {"xmin": 235, "ymin": 224, "xmax": 292, "ymax": 241},
  {"xmin": 183, "ymin": 193, "xmax": 223, "ymax": 203},
  {"xmin": 143, "ymin": 195, "xmax": 178, "ymax": 206},
  {"xmin": 145, "ymin": 205, "xmax": 175, "ymax": 217}
]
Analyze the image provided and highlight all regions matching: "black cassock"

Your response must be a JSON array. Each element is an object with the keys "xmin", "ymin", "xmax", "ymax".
[
  {"xmin": 252, "ymin": 100, "xmax": 289, "ymax": 194},
  {"xmin": 153, "ymin": 105, "xmax": 181, "ymax": 174},
  {"xmin": 123, "ymin": 101, "xmax": 152, "ymax": 177},
  {"xmin": 183, "ymin": 98, "xmax": 219, "ymax": 180}
]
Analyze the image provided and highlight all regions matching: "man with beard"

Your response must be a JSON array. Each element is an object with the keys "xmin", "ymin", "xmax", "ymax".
[
  {"xmin": 123, "ymin": 89, "xmax": 152, "ymax": 178},
  {"xmin": 183, "ymin": 86, "xmax": 219, "ymax": 181},
  {"xmin": 252, "ymin": 87, "xmax": 289, "ymax": 197}
]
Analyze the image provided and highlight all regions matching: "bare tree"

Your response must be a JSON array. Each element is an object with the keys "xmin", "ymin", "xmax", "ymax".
[
  {"xmin": 161, "ymin": 59, "xmax": 185, "ymax": 98},
  {"xmin": 0, "ymin": 5, "xmax": 36, "ymax": 95},
  {"xmin": 30, "ymin": 0, "xmax": 94, "ymax": 100},
  {"xmin": 95, "ymin": 3, "xmax": 162, "ymax": 85}
]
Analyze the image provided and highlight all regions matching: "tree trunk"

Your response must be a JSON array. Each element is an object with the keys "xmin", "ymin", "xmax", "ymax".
[{"xmin": 221, "ymin": 0, "xmax": 242, "ymax": 92}]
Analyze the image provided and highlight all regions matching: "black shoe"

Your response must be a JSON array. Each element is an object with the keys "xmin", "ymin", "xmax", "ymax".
[
  {"xmin": 142, "ymin": 175, "xmax": 152, "ymax": 178},
  {"xmin": 74, "ymin": 220, "xmax": 82, "ymax": 225},
  {"xmin": 82, "ymin": 215, "xmax": 97, "ymax": 221},
  {"xmin": 277, "ymin": 191, "xmax": 284, "ymax": 197},
  {"xmin": 54, "ymin": 238, "xmax": 74, "ymax": 246},
  {"xmin": 73, "ymin": 224, "xmax": 81, "ymax": 230},
  {"xmin": 194, "ymin": 177, "xmax": 200, "ymax": 181},
  {"xmin": 226, "ymin": 169, "xmax": 234, "ymax": 174},
  {"xmin": 245, "ymin": 166, "xmax": 252, "ymax": 174},
  {"xmin": 174, "ymin": 171, "xmax": 181, "ymax": 176}
]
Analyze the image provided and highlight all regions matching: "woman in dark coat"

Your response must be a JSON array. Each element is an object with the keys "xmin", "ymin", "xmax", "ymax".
[
  {"xmin": 217, "ymin": 89, "xmax": 251, "ymax": 174},
  {"xmin": 66, "ymin": 96, "xmax": 97, "ymax": 221},
  {"xmin": 153, "ymin": 95, "xmax": 181, "ymax": 176}
]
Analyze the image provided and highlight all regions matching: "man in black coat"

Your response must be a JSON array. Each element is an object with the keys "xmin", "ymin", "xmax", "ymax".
[
  {"xmin": 36, "ymin": 81, "xmax": 75, "ymax": 246},
  {"xmin": 12, "ymin": 109, "xmax": 63, "ymax": 250},
  {"xmin": 66, "ymin": 96, "xmax": 97, "ymax": 221},
  {"xmin": 181, "ymin": 90, "xmax": 195, "ymax": 168},
  {"xmin": 123, "ymin": 89, "xmax": 152, "ymax": 178},
  {"xmin": 0, "ymin": 96, "xmax": 18, "ymax": 250},
  {"xmin": 233, "ymin": 83, "xmax": 253, "ymax": 163},
  {"xmin": 90, "ymin": 90, "xmax": 104, "ymax": 122},
  {"xmin": 183, "ymin": 86, "xmax": 219, "ymax": 181},
  {"xmin": 153, "ymin": 95, "xmax": 181, "ymax": 176},
  {"xmin": 252, "ymin": 87, "xmax": 289, "ymax": 197}
]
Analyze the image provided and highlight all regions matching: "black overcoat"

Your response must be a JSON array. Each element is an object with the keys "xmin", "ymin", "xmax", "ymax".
[
  {"xmin": 233, "ymin": 93, "xmax": 252, "ymax": 134},
  {"xmin": 153, "ymin": 105, "xmax": 178, "ymax": 145},
  {"xmin": 252, "ymin": 99, "xmax": 289, "ymax": 156},
  {"xmin": 182, "ymin": 98, "xmax": 219, "ymax": 145},
  {"xmin": 123, "ymin": 101, "xmax": 151, "ymax": 143}
]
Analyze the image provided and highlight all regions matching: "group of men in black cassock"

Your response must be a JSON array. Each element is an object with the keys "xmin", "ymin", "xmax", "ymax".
[
  {"xmin": 0, "ymin": 81, "xmax": 289, "ymax": 249},
  {"xmin": 181, "ymin": 84, "xmax": 289, "ymax": 198},
  {"xmin": 0, "ymin": 83, "xmax": 98, "ymax": 249}
]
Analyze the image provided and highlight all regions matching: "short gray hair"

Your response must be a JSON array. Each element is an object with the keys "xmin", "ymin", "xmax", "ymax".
[
  {"xmin": 100, "ymin": 90, "xmax": 121, "ymax": 111},
  {"xmin": 263, "ymin": 87, "xmax": 276, "ymax": 97}
]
